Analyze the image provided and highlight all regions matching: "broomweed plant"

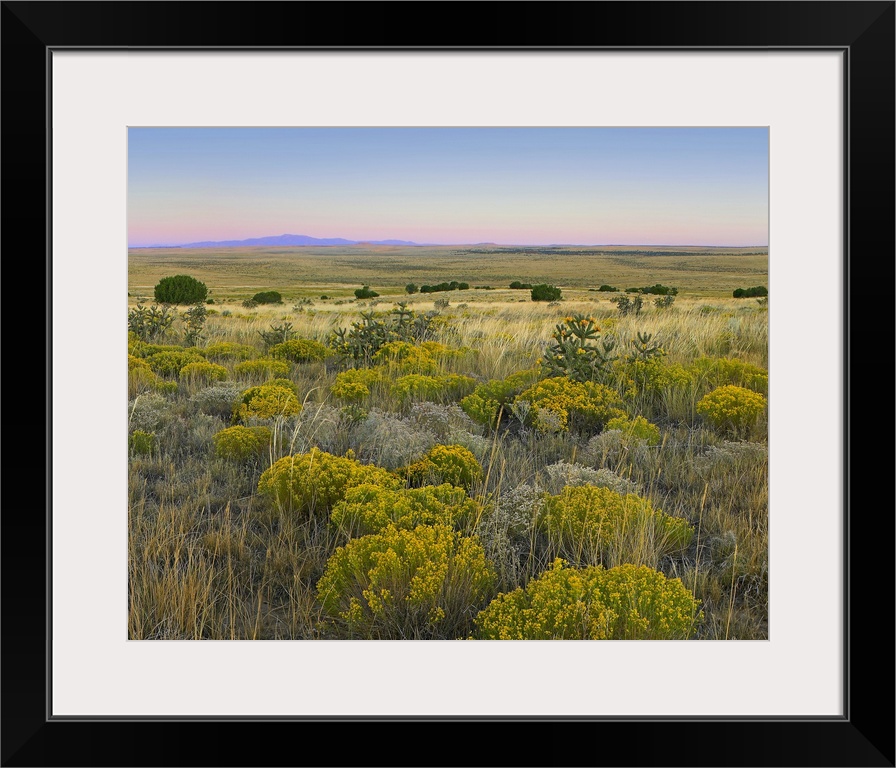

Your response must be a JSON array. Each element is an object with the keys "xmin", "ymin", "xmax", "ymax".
[
  {"xmin": 213, "ymin": 425, "xmax": 272, "ymax": 461},
  {"xmin": 257, "ymin": 448, "xmax": 401, "ymax": 518},
  {"xmin": 146, "ymin": 350, "xmax": 205, "ymax": 377},
  {"xmin": 403, "ymin": 444, "xmax": 484, "ymax": 490},
  {"xmin": 696, "ymin": 385, "xmax": 767, "ymax": 434},
  {"xmin": 330, "ymin": 483, "xmax": 481, "ymax": 538},
  {"xmin": 331, "ymin": 367, "xmax": 383, "ymax": 403},
  {"xmin": 316, "ymin": 523, "xmax": 497, "ymax": 639},
  {"xmin": 179, "ymin": 361, "xmax": 229, "ymax": 383},
  {"xmin": 690, "ymin": 357, "xmax": 768, "ymax": 396},
  {"xmin": 460, "ymin": 368, "xmax": 541, "ymax": 428},
  {"xmin": 235, "ymin": 383, "xmax": 302, "ymax": 422},
  {"xmin": 269, "ymin": 338, "xmax": 331, "ymax": 364},
  {"xmin": 390, "ymin": 374, "xmax": 476, "ymax": 405},
  {"xmin": 474, "ymin": 559, "xmax": 702, "ymax": 640},
  {"xmin": 515, "ymin": 377, "xmax": 625, "ymax": 434},
  {"xmin": 604, "ymin": 415, "xmax": 661, "ymax": 446},
  {"xmin": 203, "ymin": 341, "xmax": 259, "ymax": 361}
]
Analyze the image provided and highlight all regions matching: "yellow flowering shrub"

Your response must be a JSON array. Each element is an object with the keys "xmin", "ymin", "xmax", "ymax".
[
  {"xmin": 179, "ymin": 361, "xmax": 229, "ymax": 383},
  {"xmin": 404, "ymin": 444, "xmax": 483, "ymax": 490},
  {"xmin": 269, "ymin": 338, "xmax": 331, "ymax": 363},
  {"xmin": 257, "ymin": 448, "xmax": 401, "ymax": 517},
  {"xmin": 696, "ymin": 385, "xmax": 767, "ymax": 432},
  {"xmin": 515, "ymin": 377, "xmax": 625, "ymax": 434},
  {"xmin": 146, "ymin": 350, "xmax": 205, "ymax": 377},
  {"xmin": 233, "ymin": 358, "xmax": 291, "ymax": 379},
  {"xmin": 129, "ymin": 429, "xmax": 155, "ymax": 455},
  {"xmin": 613, "ymin": 358, "xmax": 695, "ymax": 400},
  {"xmin": 213, "ymin": 425, "xmax": 272, "ymax": 461},
  {"xmin": 128, "ymin": 355, "xmax": 175, "ymax": 396},
  {"xmin": 540, "ymin": 485, "xmax": 694, "ymax": 567},
  {"xmin": 316, "ymin": 524, "xmax": 497, "ymax": 639},
  {"xmin": 391, "ymin": 374, "xmax": 476, "ymax": 403},
  {"xmin": 474, "ymin": 559, "xmax": 701, "ymax": 640},
  {"xmin": 331, "ymin": 368, "xmax": 383, "ymax": 402},
  {"xmin": 203, "ymin": 342, "xmax": 259, "ymax": 361},
  {"xmin": 604, "ymin": 415, "xmax": 661, "ymax": 446},
  {"xmin": 460, "ymin": 368, "xmax": 541, "ymax": 427},
  {"xmin": 331, "ymin": 483, "xmax": 480, "ymax": 538},
  {"xmin": 235, "ymin": 383, "xmax": 302, "ymax": 421},
  {"xmin": 690, "ymin": 357, "xmax": 768, "ymax": 395},
  {"xmin": 371, "ymin": 341, "xmax": 441, "ymax": 375},
  {"xmin": 129, "ymin": 341, "xmax": 195, "ymax": 359}
]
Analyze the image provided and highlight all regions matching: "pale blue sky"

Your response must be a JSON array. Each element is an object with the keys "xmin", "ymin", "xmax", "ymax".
[{"xmin": 128, "ymin": 127, "xmax": 768, "ymax": 247}]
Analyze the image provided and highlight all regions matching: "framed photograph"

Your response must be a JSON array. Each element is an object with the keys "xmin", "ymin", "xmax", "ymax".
[{"xmin": 7, "ymin": 1, "xmax": 892, "ymax": 765}]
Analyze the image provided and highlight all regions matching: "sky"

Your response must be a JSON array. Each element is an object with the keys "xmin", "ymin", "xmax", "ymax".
[{"xmin": 128, "ymin": 127, "xmax": 768, "ymax": 247}]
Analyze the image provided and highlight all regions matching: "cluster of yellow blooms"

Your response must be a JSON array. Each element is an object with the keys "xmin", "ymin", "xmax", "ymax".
[
  {"xmin": 235, "ymin": 382, "xmax": 302, "ymax": 421},
  {"xmin": 696, "ymin": 384, "xmax": 767, "ymax": 432},
  {"xmin": 403, "ymin": 444, "xmax": 484, "ymax": 490},
  {"xmin": 178, "ymin": 360, "xmax": 228, "ymax": 383},
  {"xmin": 212, "ymin": 424, "xmax": 272, "ymax": 461},
  {"xmin": 515, "ymin": 377, "xmax": 626, "ymax": 434},
  {"xmin": 330, "ymin": 482, "xmax": 479, "ymax": 538},
  {"xmin": 202, "ymin": 341, "xmax": 257, "ymax": 361},
  {"xmin": 317, "ymin": 523, "xmax": 496, "ymax": 639},
  {"xmin": 459, "ymin": 368, "xmax": 540, "ymax": 427},
  {"xmin": 257, "ymin": 448, "xmax": 401, "ymax": 517},
  {"xmin": 474, "ymin": 559, "xmax": 702, "ymax": 640},
  {"xmin": 268, "ymin": 338, "xmax": 331, "ymax": 364}
]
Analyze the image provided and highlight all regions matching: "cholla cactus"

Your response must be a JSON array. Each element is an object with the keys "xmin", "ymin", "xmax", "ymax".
[{"xmin": 541, "ymin": 314, "xmax": 618, "ymax": 383}]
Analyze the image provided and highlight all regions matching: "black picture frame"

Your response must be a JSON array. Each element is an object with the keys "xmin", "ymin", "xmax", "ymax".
[{"xmin": 5, "ymin": 2, "xmax": 893, "ymax": 766}]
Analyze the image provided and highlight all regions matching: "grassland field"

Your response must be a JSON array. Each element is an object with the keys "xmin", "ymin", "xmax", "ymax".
[
  {"xmin": 128, "ymin": 244, "xmax": 768, "ymax": 301},
  {"xmin": 128, "ymin": 244, "xmax": 769, "ymax": 641}
]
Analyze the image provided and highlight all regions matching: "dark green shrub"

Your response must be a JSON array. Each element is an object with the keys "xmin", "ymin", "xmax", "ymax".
[
  {"xmin": 597, "ymin": 285, "xmax": 619, "ymax": 292},
  {"xmin": 509, "ymin": 281, "xmax": 533, "ymax": 290},
  {"xmin": 153, "ymin": 275, "xmax": 209, "ymax": 305},
  {"xmin": 420, "ymin": 281, "xmax": 469, "ymax": 294},
  {"xmin": 733, "ymin": 286, "xmax": 768, "ymax": 298},
  {"xmin": 626, "ymin": 284, "xmax": 677, "ymax": 296},
  {"xmin": 355, "ymin": 286, "xmax": 380, "ymax": 299},
  {"xmin": 252, "ymin": 291, "xmax": 282, "ymax": 304},
  {"xmin": 531, "ymin": 284, "xmax": 562, "ymax": 302},
  {"xmin": 405, "ymin": 283, "xmax": 418, "ymax": 294}
]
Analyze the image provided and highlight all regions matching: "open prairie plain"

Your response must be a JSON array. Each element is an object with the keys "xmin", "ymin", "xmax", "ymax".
[
  {"xmin": 128, "ymin": 245, "xmax": 769, "ymax": 640},
  {"xmin": 129, "ymin": 244, "xmax": 768, "ymax": 301}
]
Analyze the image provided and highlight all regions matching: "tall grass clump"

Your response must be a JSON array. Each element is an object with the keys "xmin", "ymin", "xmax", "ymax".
[{"xmin": 538, "ymin": 485, "xmax": 694, "ymax": 568}]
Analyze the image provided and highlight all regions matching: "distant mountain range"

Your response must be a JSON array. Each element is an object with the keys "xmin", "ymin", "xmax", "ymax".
[{"xmin": 175, "ymin": 234, "xmax": 419, "ymax": 248}]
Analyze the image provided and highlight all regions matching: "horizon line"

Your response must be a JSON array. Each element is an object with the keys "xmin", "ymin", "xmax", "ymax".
[{"xmin": 129, "ymin": 241, "xmax": 770, "ymax": 249}]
